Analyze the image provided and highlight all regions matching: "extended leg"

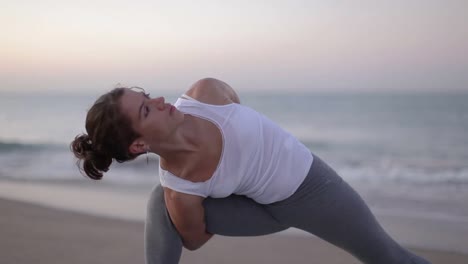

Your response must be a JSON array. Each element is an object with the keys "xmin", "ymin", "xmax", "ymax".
[{"xmin": 265, "ymin": 155, "xmax": 431, "ymax": 264}]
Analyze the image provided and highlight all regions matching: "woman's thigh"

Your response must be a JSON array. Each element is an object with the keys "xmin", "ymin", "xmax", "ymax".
[{"xmin": 203, "ymin": 194, "xmax": 287, "ymax": 236}]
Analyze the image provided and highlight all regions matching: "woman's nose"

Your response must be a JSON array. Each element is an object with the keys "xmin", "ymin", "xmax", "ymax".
[{"xmin": 151, "ymin": 97, "xmax": 165, "ymax": 109}]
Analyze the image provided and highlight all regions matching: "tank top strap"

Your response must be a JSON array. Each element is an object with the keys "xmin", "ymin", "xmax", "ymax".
[
  {"xmin": 159, "ymin": 165, "xmax": 210, "ymax": 197},
  {"xmin": 180, "ymin": 93, "xmax": 197, "ymax": 101}
]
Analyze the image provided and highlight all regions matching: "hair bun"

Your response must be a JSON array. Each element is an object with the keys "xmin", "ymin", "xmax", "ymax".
[
  {"xmin": 70, "ymin": 134, "xmax": 112, "ymax": 180},
  {"xmin": 71, "ymin": 134, "xmax": 93, "ymax": 159}
]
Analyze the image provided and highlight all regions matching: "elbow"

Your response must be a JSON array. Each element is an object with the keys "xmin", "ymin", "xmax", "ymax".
[
  {"xmin": 182, "ymin": 241, "xmax": 202, "ymax": 251},
  {"xmin": 180, "ymin": 229, "xmax": 213, "ymax": 251}
]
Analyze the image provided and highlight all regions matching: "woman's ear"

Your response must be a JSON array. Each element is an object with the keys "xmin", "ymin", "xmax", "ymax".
[{"xmin": 129, "ymin": 138, "xmax": 147, "ymax": 155}]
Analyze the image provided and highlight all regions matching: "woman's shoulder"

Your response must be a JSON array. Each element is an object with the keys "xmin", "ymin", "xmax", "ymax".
[{"xmin": 185, "ymin": 78, "xmax": 240, "ymax": 105}]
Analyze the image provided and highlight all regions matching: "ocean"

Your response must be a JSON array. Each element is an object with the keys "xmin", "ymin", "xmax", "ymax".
[{"xmin": 1, "ymin": 90, "xmax": 468, "ymax": 192}]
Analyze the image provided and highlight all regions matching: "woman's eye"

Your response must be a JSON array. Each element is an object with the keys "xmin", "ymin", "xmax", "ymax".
[{"xmin": 144, "ymin": 105, "xmax": 150, "ymax": 117}]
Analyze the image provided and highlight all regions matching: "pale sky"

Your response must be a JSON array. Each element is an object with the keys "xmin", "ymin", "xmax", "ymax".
[{"xmin": 1, "ymin": 0, "xmax": 467, "ymax": 93}]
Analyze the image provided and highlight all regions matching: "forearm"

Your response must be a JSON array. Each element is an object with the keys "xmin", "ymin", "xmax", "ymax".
[
  {"xmin": 163, "ymin": 189, "xmax": 215, "ymax": 251},
  {"xmin": 181, "ymin": 230, "xmax": 214, "ymax": 251}
]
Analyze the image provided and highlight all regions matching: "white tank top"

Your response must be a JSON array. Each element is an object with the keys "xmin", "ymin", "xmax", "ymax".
[{"xmin": 159, "ymin": 95, "xmax": 314, "ymax": 204}]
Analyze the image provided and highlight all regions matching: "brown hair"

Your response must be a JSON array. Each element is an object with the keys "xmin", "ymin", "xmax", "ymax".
[{"xmin": 70, "ymin": 87, "xmax": 141, "ymax": 180}]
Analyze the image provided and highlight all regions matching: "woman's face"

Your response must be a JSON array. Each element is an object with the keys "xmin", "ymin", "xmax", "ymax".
[{"xmin": 119, "ymin": 88, "xmax": 184, "ymax": 145}]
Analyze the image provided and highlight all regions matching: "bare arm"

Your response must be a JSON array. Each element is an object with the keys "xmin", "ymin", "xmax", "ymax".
[
  {"xmin": 186, "ymin": 77, "xmax": 241, "ymax": 105},
  {"xmin": 163, "ymin": 188, "xmax": 213, "ymax": 251}
]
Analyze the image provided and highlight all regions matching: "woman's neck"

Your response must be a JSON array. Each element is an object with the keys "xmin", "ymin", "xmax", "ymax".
[{"xmin": 151, "ymin": 114, "xmax": 201, "ymax": 169}]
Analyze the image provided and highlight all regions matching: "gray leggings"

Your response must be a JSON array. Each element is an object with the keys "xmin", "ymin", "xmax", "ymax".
[{"xmin": 145, "ymin": 154, "xmax": 431, "ymax": 264}]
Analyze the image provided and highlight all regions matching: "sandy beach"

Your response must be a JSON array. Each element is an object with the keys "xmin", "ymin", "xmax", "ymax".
[
  {"xmin": 2, "ymin": 198, "xmax": 468, "ymax": 264},
  {"xmin": 1, "ymin": 180, "xmax": 468, "ymax": 264}
]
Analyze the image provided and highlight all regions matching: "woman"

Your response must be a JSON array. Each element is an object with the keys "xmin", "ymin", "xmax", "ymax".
[{"xmin": 71, "ymin": 78, "xmax": 431, "ymax": 264}]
